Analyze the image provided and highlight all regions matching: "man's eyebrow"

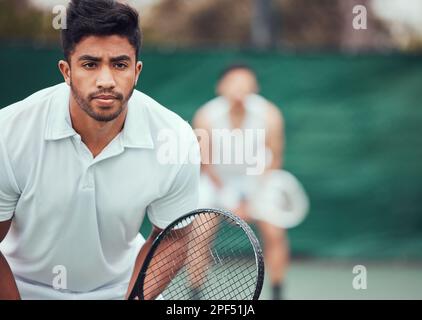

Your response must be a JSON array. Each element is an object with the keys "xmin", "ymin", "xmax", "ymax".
[
  {"xmin": 78, "ymin": 55, "xmax": 101, "ymax": 62},
  {"xmin": 110, "ymin": 55, "xmax": 131, "ymax": 62}
]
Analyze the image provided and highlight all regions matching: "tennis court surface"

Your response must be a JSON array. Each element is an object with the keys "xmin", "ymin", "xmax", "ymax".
[{"xmin": 259, "ymin": 259, "xmax": 422, "ymax": 300}]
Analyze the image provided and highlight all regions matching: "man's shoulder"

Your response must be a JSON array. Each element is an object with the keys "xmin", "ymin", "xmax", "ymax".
[
  {"xmin": 0, "ymin": 83, "xmax": 69, "ymax": 148},
  {"xmin": 132, "ymin": 89, "xmax": 194, "ymax": 136},
  {"xmin": 198, "ymin": 96, "xmax": 225, "ymax": 112},
  {"xmin": 0, "ymin": 83, "xmax": 66, "ymax": 126},
  {"xmin": 194, "ymin": 96, "xmax": 227, "ymax": 122}
]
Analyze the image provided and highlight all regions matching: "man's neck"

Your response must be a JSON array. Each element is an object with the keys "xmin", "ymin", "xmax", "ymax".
[
  {"xmin": 69, "ymin": 98, "xmax": 128, "ymax": 158},
  {"xmin": 228, "ymin": 100, "xmax": 246, "ymax": 129}
]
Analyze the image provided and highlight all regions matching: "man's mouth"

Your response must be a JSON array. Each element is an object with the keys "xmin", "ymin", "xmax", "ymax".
[
  {"xmin": 93, "ymin": 95, "xmax": 117, "ymax": 100},
  {"xmin": 92, "ymin": 94, "xmax": 119, "ymax": 106}
]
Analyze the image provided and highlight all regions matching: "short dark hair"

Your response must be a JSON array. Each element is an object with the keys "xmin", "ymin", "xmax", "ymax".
[
  {"xmin": 218, "ymin": 63, "xmax": 256, "ymax": 81},
  {"xmin": 61, "ymin": 0, "xmax": 142, "ymax": 61}
]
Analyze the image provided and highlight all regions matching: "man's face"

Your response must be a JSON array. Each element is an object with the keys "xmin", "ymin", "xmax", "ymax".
[
  {"xmin": 217, "ymin": 69, "xmax": 258, "ymax": 105},
  {"xmin": 60, "ymin": 35, "xmax": 142, "ymax": 122}
]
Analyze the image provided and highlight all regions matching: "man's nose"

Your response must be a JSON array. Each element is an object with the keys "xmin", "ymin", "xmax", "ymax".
[{"xmin": 96, "ymin": 66, "xmax": 116, "ymax": 89}]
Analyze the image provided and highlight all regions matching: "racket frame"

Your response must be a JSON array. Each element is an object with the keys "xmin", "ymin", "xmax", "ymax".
[{"xmin": 129, "ymin": 208, "xmax": 265, "ymax": 300}]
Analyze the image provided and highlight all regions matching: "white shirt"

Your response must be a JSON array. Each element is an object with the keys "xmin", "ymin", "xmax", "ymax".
[
  {"xmin": 0, "ymin": 83, "xmax": 200, "ymax": 299},
  {"xmin": 198, "ymin": 94, "xmax": 271, "ymax": 178}
]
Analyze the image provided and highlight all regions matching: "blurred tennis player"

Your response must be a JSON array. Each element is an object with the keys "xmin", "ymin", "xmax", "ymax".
[
  {"xmin": 0, "ymin": 0, "xmax": 200, "ymax": 299},
  {"xmin": 193, "ymin": 64, "xmax": 308, "ymax": 300}
]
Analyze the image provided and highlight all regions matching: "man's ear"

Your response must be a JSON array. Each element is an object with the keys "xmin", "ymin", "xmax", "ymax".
[
  {"xmin": 58, "ymin": 60, "xmax": 71, "ymax": 85},
  {"xmin": 135, "ymin": 61, "xmax": 143, "ymax": 86}
]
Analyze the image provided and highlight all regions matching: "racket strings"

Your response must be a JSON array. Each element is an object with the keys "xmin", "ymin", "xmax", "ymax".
[
  {"xmin": 186, "ymin": 257, "xmax": 256, "ymax": 299},
  {"xmin": 142, "ymin": 215, "xmax": 220, "ymax": 286},
  {"xmin": 143, "ymin": 215, "xmax": 256, "ymax": 300},
  {"xmin": 142, "ymin": 212, "xmax": 259, "ymax": 300},
  {"xmin": 145, "ymin": 225, "xmax": 257, "ymax": 299},
  {"xmin": 144, "ymin": 213, "xmax": 219, "ymax": 264},
  {"xmin": 145, "ymin": 244, "xmax": 254, "ymax": 298},
  {"xmin": 142, "ymin": 214, "xmax": 245, "ymax": 285},
  {"xmin": 146, "ymin": 248, "xmax": 255, "ymax": 299},
  {"xmin": 142, "ymin": 214, "xmax": 221, "ymax": 295},
  {"xmin": 143, "ymin": 244, "xmax": 256, "ymax": 299},
  {"xmin": 191, "ymin": 236, "xmax": 257, "ymax": 299}
]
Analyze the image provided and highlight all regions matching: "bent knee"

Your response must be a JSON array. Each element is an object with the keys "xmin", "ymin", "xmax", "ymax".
[{"xmin": 258, "ymin": 221, "xmax": 287, "ymax": 243}]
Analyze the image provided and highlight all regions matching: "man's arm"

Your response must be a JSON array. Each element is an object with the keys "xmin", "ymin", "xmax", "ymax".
[
  {"xmin": 192, "ymin": 108, "xmax": 223, "ymax": 189},
  {"xmin": 125, "ymin": 224, "xmax": 192, "ymax": 300},
  {"xmin": 125, "ymin": 226, "xmax": 161, "ymax": 299},
  {"xmin": 265, "ymin": 102, "xmax": 285, "ymax": 170},
  {"xmin": 0, "ymin": 218, "xmax": 20, "ymax": 300}
]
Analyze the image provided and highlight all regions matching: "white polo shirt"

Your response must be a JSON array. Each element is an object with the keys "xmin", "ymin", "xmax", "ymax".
[{"xmin": 0, "ymin": 83, "xmax": 200, "ymax": 299}]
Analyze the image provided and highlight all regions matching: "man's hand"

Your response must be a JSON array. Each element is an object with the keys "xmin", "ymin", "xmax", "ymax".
[{"xmin": 0, "ymin": 218, "xmax": 21, "ymax": 300}]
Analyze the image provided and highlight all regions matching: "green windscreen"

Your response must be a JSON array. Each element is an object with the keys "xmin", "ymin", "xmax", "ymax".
[{"xmin": 1, "ymin": 45, "xmax": 421, "ymax": 259}]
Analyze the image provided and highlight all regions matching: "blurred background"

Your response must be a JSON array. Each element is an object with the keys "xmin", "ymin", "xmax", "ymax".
[{"xmin": 0, "ymin": 0, "xmax": 421, "ymax": 299}]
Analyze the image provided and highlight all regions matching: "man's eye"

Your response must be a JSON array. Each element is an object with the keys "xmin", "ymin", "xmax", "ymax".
[
  {"xmin": 83, "ymin": 62, "xmax": 97, "ymax": 69},
  {"xmin": 114, "ymin": 63, "xmax": 128, "ymax": 70}
]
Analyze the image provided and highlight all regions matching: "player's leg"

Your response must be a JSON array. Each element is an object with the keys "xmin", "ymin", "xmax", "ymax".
[{"xmin": 257, "ymin": 220, "xmax": 289, "ymax": 300}]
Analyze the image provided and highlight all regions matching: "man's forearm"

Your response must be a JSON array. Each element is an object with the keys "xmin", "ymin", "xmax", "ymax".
[
  {"xmin": 0, "ymin": 251, "xmax": 20, "ymax": 300},
  {"xmin": 125, "ymin": 236, "xmax": 155, "ymax": 299},
  {"xmin": 126, "ymin": 226, "xmax": 191, "ymax": 300},
  {"xmin": 142, "ymin": 230, "xmax": 190, "ymax": 300}
]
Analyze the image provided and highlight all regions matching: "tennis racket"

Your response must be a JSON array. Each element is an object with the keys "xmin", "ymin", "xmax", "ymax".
[
  {"xmin": 128, "ymin": 208, "xmax": 264, "ymax": 300},
  {"xmin": 249, "ymin": 169, "xmax": 310, "ymax": 229}
]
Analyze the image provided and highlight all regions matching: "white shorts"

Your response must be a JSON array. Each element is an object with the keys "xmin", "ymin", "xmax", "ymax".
[{"xmin": 198, "ymin": 170, "xmax": 309, "ymax": 229}]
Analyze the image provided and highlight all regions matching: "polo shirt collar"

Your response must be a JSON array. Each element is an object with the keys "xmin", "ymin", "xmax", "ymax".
[
  {"xmin": 44, "ymin": 83, "xmax": 154, "ymax": 149},
  {"xmin": 122, "ymin": 93, "xmax": 154, "ymax": 149},
  {"xmin": 44, "ymin": 83, "xmax": 76, "ymax": 141}
]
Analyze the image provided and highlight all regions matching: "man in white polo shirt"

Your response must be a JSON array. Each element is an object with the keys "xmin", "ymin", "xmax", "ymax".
[{"xmin": 0, "ymin": 0, "xmax": 199, "ymax": 299}]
